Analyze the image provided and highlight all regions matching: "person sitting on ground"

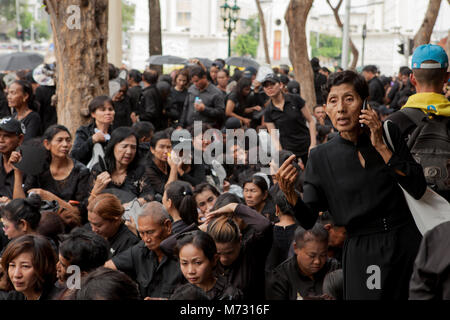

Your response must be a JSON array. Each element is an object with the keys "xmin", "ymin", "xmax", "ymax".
[
  {"xmin": 71, "ymin": 96, "xmax": 115, "ymax": 166},
  {"xmin": 87, "ymin": 193, "xmax": 139, "ymax": 257},
  {"xmin": 174, "ymin": 230, "xmax": 243, "ymax": 300},
  {"xmin": 317, "ymin": 211, "xmax": 346, "ymax": 263},
  {"xmin": 225, "ymin": 77, "xmax": 262, "ymax": 129},
  {"xmin": 243, "ymin": 174, "xmax": 276, "ymax": 222},
  {"xmin": 265, "ymin": 224, "xmax": 340, "ymax": 300},
  {"xmin": 1, "ymin": 234, "xmax": 57, "ymax": 300},
  {"xmin": 0, "ymin": 195, "xmax": 41, "ymax": 242},
  {"xmin": 162, "ymin": 181, "xmax": 198, "ymax": 234},
  {"xmin": 70, "ymin": 267, "xmax": 139, "ymax": 300},
  {"xmin": 89, "ymin": 127, "xmax": 154, "ymax": 204},
  {"xmin": 265, "ymin": 190, "xmax": 298, "ymax": 272},
  {"xmin": 104, "ymin": 202, "xmax": 185, "ymax": 300},
  {"xmin": 204, "ymin": 197, "xmax": 272, "ymax": 300},
  {"xmin": 7, "ymin": 80, "xmax": 41, "ymax": 141},
  {"xmin": 55, "ymin": 227, "xmax": 110, "ymax": 299},
  {"xmin": 15, "ymin": 125, "xmax": 90, "ymax": 229},
  {"xmin": 194, "ymin": 183, "xmax": 220, "ymax": 224}
]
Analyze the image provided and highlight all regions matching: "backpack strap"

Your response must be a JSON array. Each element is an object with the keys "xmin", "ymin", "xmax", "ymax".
[{"xmin": 400, "ymin": 107, "xmax": 427, "ymax": 126}]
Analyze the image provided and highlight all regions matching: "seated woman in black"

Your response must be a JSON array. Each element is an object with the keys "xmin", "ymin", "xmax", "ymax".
[
  {"xmin": 243, "ymin": 174, "xmax": 276, "ymax": 222},
  {"xmin": 14, "ymin": 125, "xmax": 90, "ymax": 229},
  {"xmin": 225, "ymin": 77, "xmax": 262, "ymax": 129},
  {"xmin": 71, "ymin": 96, "xmax": 115, "ymax": 165},
  {"xmin": 89, "ymin": 127, "xmax": 154, "ymax": 204},
  {"xmin": 7, "ymin": 80, "xmax": 41, "ymax": 141},
  {"xmin": 145, "ymin": 130, "xmax": 178, "ymax": 198}
]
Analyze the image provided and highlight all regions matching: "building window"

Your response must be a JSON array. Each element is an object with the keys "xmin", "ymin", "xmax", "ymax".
[{"xmin": 176, "ymin": 0, "xmax": 192, "ymax": 28}]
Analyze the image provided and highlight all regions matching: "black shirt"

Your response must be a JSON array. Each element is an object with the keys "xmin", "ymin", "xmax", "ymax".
[
  {"xmin": 15, "ymin": 111, "xmax": 41, "ymax": 141},
  {"xmin": 214, "ymin": 204, "xmax": 272, "ymax": 300},
  {"xmin": 71, "ymin": 122, "xmax": 112, "ymax": 165},
  {"xmin": 140, "ymin": 85, "xmax": 166, "ymax": 130},
  {"xmin": 112, "ymin": 241, "xmax": 185, "ymax": 299},
  {"xmin": 93, "ymin": 223, "xmax": 140, "ymax": 257},
  {"xmin": 266, "ymin": 256, "xmax": 341, "ymax": 300},
  {"xmin": 167, "ymin": 88, "xmax": 188, "ymax": 125},
  {"xmin": 293, "ymin": 122, "xmax": 427, "ymax": 230},
  {"xmin": 113, "ymin": 96, "xmax": 132, "ymax": 129},
  {"xmin": 90, "ymin": 163, "xmax": 154, "ymax": 200},
  {"xmin": 127, "ymin": 85, "xmax": 142, "ymax": 115},
  {"xmin": 264, "ymin": 93, "xmax": 310, "ymax": 157},
  {"xmin": 265, "ymin": 223, "xmax": 298, "ymax": 272},
  {"xmin": 227, "ymin": 91, "xmax": 257, "ymax": 119},
  {"xmin": 368, "ymin": 76, "xmax": 385, "ymax": 105},
  {"xmin": 35, "ymin": 85, "xmax": 56, "ymax": 132},
  {"xmin": 145, "ymin": 157, "xmax": 171, "ymax": 196},
  {"xmin": 0, "ymin": 154, "xmax": 19, "ymax": 199}
]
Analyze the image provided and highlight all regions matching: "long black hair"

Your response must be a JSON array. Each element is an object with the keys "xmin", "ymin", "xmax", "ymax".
[
  {"xmin": 165, "ymin": 181, "xmax": 198, "ymax": 226},
  {"xmin": 232, "ymin": 77, "xmax": 252, "ymax": 106},
  {"xmin": 11, "ymin": 80, "xmax": 38, "ymax": 111},
  {"xmin": 104, "ymin": 127, "xmax": 140, "ymax": 174},
  {"xmin": 1, "ymin": 194, "xmax": 42, "ymax": 231}
]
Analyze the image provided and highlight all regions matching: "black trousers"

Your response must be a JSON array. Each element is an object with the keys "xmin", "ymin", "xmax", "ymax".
[{"xmin": 343, "ymin": 216, "xmax": 422, "ymax": 300}]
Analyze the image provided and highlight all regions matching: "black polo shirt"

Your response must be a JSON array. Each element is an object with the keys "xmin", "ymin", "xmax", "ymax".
[
  {"xmin": 264, "ymin": 93, "xmax": 310, "ymax": 158},
  {"xmin": 112, "ymin": 241, "xmax": 185, "ymax": 299}
]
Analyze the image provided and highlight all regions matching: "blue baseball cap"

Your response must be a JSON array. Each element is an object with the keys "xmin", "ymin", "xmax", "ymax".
[{"xmin": 411, "ymin": 44, "xmax": 448, "ymax": 69}]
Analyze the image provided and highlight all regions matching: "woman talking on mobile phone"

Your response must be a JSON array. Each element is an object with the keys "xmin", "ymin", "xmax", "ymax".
[{"xmin": 276, "ymin": 71, "xmax": 426, "ymax": 300}]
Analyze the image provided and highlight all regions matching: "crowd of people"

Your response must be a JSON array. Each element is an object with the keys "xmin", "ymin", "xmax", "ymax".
[{"xmin": 0, "ymin": 43, "xmax": 448, "ymax": 300}]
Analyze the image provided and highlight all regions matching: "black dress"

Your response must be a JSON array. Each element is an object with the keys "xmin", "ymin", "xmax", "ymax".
[
  {"xmin": 292, "ymin": 122, "xmax": 427, "ymax": 300},
  {"xmin": 15, "ymin": 111, "xmax": 41, "ymax": 141}
]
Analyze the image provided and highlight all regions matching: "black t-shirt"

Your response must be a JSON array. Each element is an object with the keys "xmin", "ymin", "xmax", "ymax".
[
  {"xmin": 368, "ymin": 77, "xmax": 385, "ymax": 105},
  {"xmin": 264, "ymin": 93, "xmax": 310, "ymax": 157},
  {"xmin": 113, "ymin": 96, "xmax": 132, "ymax": 129},
  {"xmin": 15, "ymin": 111, "xmax": 41, "ymax": 141},
  {"xmin": 35, "ymin": 85, "xmax": 56, "ymax": 132},
  {"xmin": 227, "ymin": 91, "xmax": 257, "ymax": 118},
  {"xmin": 127, "ymin": 85, "xmax": 142, "ymax": 114}
]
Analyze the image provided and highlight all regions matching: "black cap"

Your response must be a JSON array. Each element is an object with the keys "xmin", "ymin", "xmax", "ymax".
[
  {"xmin": 262, "ymin": 73, "xmax": 280, "ymax": 85},
  {"xmin": 287, "ymin": 80, "xmax": 300, "ymax": 95},
  {"xmin": 0, "ymin": 117, "xmax": 25, "ymax": 135}
]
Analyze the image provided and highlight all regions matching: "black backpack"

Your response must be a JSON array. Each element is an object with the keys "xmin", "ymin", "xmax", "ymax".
[{"xmin": 402, "ymin": 108, "xmax": 450, "ymax": 198}]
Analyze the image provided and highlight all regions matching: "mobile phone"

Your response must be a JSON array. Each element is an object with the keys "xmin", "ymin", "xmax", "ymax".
[{"xmin": 360, "ymin": 99, "xmax": 368, "ymax": 128}]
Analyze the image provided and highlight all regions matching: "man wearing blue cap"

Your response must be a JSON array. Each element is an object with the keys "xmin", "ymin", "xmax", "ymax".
[
  {"xmin": 389, "ymin": 44, "xmax": 449, "ymax": 138},
  {"xmin": 388, "ymin": 43, "xmax": 450, "ymax": 201}
]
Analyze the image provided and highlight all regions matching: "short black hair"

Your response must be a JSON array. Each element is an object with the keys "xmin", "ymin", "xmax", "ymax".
[
  {"xmin": 132, "ymin": 121, "xmax": 155, "ymax": 140},
  {"xmin": 88, "ymin": 95, "xmax": 114, "ymax": 115},
  {"xmin": 143, "ymin": 69, "xmax": 159, "ymax": 85},
  {"xmin": 109, "ymin": 63, "xmax": 118, "ymax": 80},
  {"xmin": 294, "ymin": 223, "xmax": 329, "ymax": 249},
  {"xmin": 128, "ymin": 69, "xmax": 142, "ymax": 83},
  {"xmin": 190, "ymin": 67, "xmax": 207, "ymax": 79},
  {"xmin": 362, "ymin": 65, "xmax": 378, "ymax": 74},
  {"xmin": 59, "ymin": 227, "xmax": 110, "ymax": 273},
  {"xmin": 322, "ymin": 70, "xmax": 369, "ymax": 102},
  {"xmin": 1, "ymin": 194, "xmax": 42, "ymax": 231},
  {"xmin": 170, "ymin": 283, "xmax": 210, "ymax": 300},
  {"xmin": 399, "ymin": 66, "xmax": 412, "ymax": 76},
  {"xmin": 73, "ymin": 267, "xmax": 139, "ymax": 300}
]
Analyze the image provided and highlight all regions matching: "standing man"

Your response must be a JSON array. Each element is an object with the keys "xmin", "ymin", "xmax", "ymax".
[
  {"xmin": 180, "ymin": 67, "xmax": 225, "ymax": 129},
  {"xmin": 127, "ymin": 69, "xmax": 143, "ymax": 123},
  {"xmin": 263, "ymin": 74, "xmax": 317, "ymax": 167},
  {"xmin": 140, "ymin": 70, "xmax": 165, "ymax": 131},
  {"xmin": 362, "ymin": 65, "xmax": 385, "ymax": 105}
]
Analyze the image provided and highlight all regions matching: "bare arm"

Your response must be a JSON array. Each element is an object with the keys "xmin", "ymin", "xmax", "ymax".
[{"xmin": 265, "ymin": 122, "xmax": 282, "ymax": 151}]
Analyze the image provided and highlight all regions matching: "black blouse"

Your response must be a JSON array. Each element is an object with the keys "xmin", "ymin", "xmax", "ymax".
[
  {"xmin": 108, "ymin": 223, "xmax": 140, "ymax": 257},
  {"xmin": 15, "ymin": 111, "xmax": 41, "ymax": 141},
  {"xmin": 71, "ymin": 122, "xmax": 112, "ymax": 165},
  {"xmin": 293, "ymin": 122, "xmax": 427, "ymax": 230},
  {"xmin": 90, "ymin": 163, "xmax": 155, "ymax": 200}
]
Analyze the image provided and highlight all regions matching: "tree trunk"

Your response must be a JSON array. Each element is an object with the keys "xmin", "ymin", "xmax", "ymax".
[
  {"xmin": 326, "ymin": 0, "xmax": 359, "ymax": 70},
  {"xmin": 255, "ymin": 0, "xmax": 271, "ymax": 65},
  {"xmin": 149, "ymin": 0, "xmax": 162, "ymax": 74},
  {"xmin": 413, "ymin": 0, "xmax": 442, "ymax": 49},
  {"xmin": 44, "ymin": 0, "xmax": 109, "ymax": 136},
  {"xmin": 285, "ymin": 0, "xmax": 316, "ymax": 111}
]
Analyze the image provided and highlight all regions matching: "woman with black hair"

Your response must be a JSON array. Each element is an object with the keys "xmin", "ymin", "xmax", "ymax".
[
  {"xmin": 14, "ymin": 125, "xmax": 90, "ymax": 229},
  {"xmin": 145, "ymin": 130, "xmax": 178, "ymax": 197},
  {"xmin": 194, "ymin": 183, "xmax": 220, "ymax": 223},
  {"xmin": 225, "ymin": 77, "xmax": 261, "ymax": 128},
  {"xmin": 265, "ymin": 190, "xmax": 298, "ymax": 272},
  {"xmin": 277, "ymin": 70, "xmax": 427, "ymax": 299},
  {"xmin": 7, "ymin": 80, "xmax": 41, "ymax": 141},
  {"xmin": 0, "ymin": 195, "xmax": 41, "ymax": 241},
  {"xmin": 162, "ymin": 181, "xmax": 198, "ymax": 234},
  {"xmin": 71, "ymin": 95, "xmax": 115, "ymax": 165},
  {"xmin": 89, "ymin": 127, "xmax": 154, "ymax": 204},
  {"xmin": 243, "ymin": 174, "xmax": 276, "ymax": 222}
]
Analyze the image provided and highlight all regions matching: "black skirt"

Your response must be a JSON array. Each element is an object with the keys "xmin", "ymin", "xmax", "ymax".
[{"xmin": 343, "ymin": 215, "xmax": 421, "ymax": 300}]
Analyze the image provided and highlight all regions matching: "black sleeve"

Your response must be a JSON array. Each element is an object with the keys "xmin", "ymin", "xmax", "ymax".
[
  {"xmin": 71, "ymin": 126, "xmax": 94, "ymax": 165},
  {"xmin": 201, "ymin": 92, "xmax": 225, "ymax": 119},
  {"xmin": 141, "ymin": 90, "xmax": 160, "ymax": 121},
  {"xmin": 264, "ymin": 106, "xmax": 273, "ymax": 123},
  {"xmin": 145, "ymin": 167, "xmax": 168, "ymax": 196},
  {"xmin": 23, "ymin": 112, "xmax": 41, "ymax": 141},
  {"xmin": 179, "ymin": 164, "xmax": 206, "ymax": 187},
  {"xmin": 136, "ymin": 167, "xmax": 155, "ymax": 200},
  {"xmin": 111, "ymin": 245, "xmax": 137, "ymax": 279},
  {"xmin": 265, "ymin": 269, "xmax": 291, "ymax": 300},
  {"xmin": 23, "ymin": 174, "xmax": 39, "ymax": 194},
  {"xmin": 179, "ymin": 94, "xmax": 190, "ymax": 128},
  {"xmin": 384, "ymin": 121, "xmax": 427, "ymax": 200}
]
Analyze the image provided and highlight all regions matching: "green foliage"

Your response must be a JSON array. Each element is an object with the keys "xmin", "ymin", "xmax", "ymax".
[
  {"xmin": 310, "ymin": 32, "xmax": 342, "ymax": 60},
  {"xmin": 35, "ymin": 20, "xmax": 50, "ymax": 40},
  {"xmin": 0, "ymin": 0, "xmax": 16, "ymax": 21},
  {"xmin": 122, "ymin": 0, "xmax": 136, "ymax": 33},
  {"xmin": 232, "ymin": 14, "xmax": 260, "ymax": 57}
]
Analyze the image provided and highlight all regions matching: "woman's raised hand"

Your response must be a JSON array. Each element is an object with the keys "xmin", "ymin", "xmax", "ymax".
[
  {"xmin": 276, "ymin": 155, "xmax": 299, "ymax": 206},
  {"xmin": 359, "ymin": 104, "xmax": 385, "ymax": 149},
  {"xmin": 92, "ymin": 171, "xmax": 112, "ymax": 194},
  {"xmin": 204, "ymin": 203, "xmax": 239, "ymax": 225}
]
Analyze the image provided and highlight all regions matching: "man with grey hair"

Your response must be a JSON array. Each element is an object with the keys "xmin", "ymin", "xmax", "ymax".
[{"xmin": 104, "ymin": 202, "xmax": 185, "ymax": 299}]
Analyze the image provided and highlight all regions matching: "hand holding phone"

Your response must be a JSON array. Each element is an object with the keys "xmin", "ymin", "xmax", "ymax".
[{"xmin": 360, "ymin": 99, "xmax": 368, "ymax": 128}]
